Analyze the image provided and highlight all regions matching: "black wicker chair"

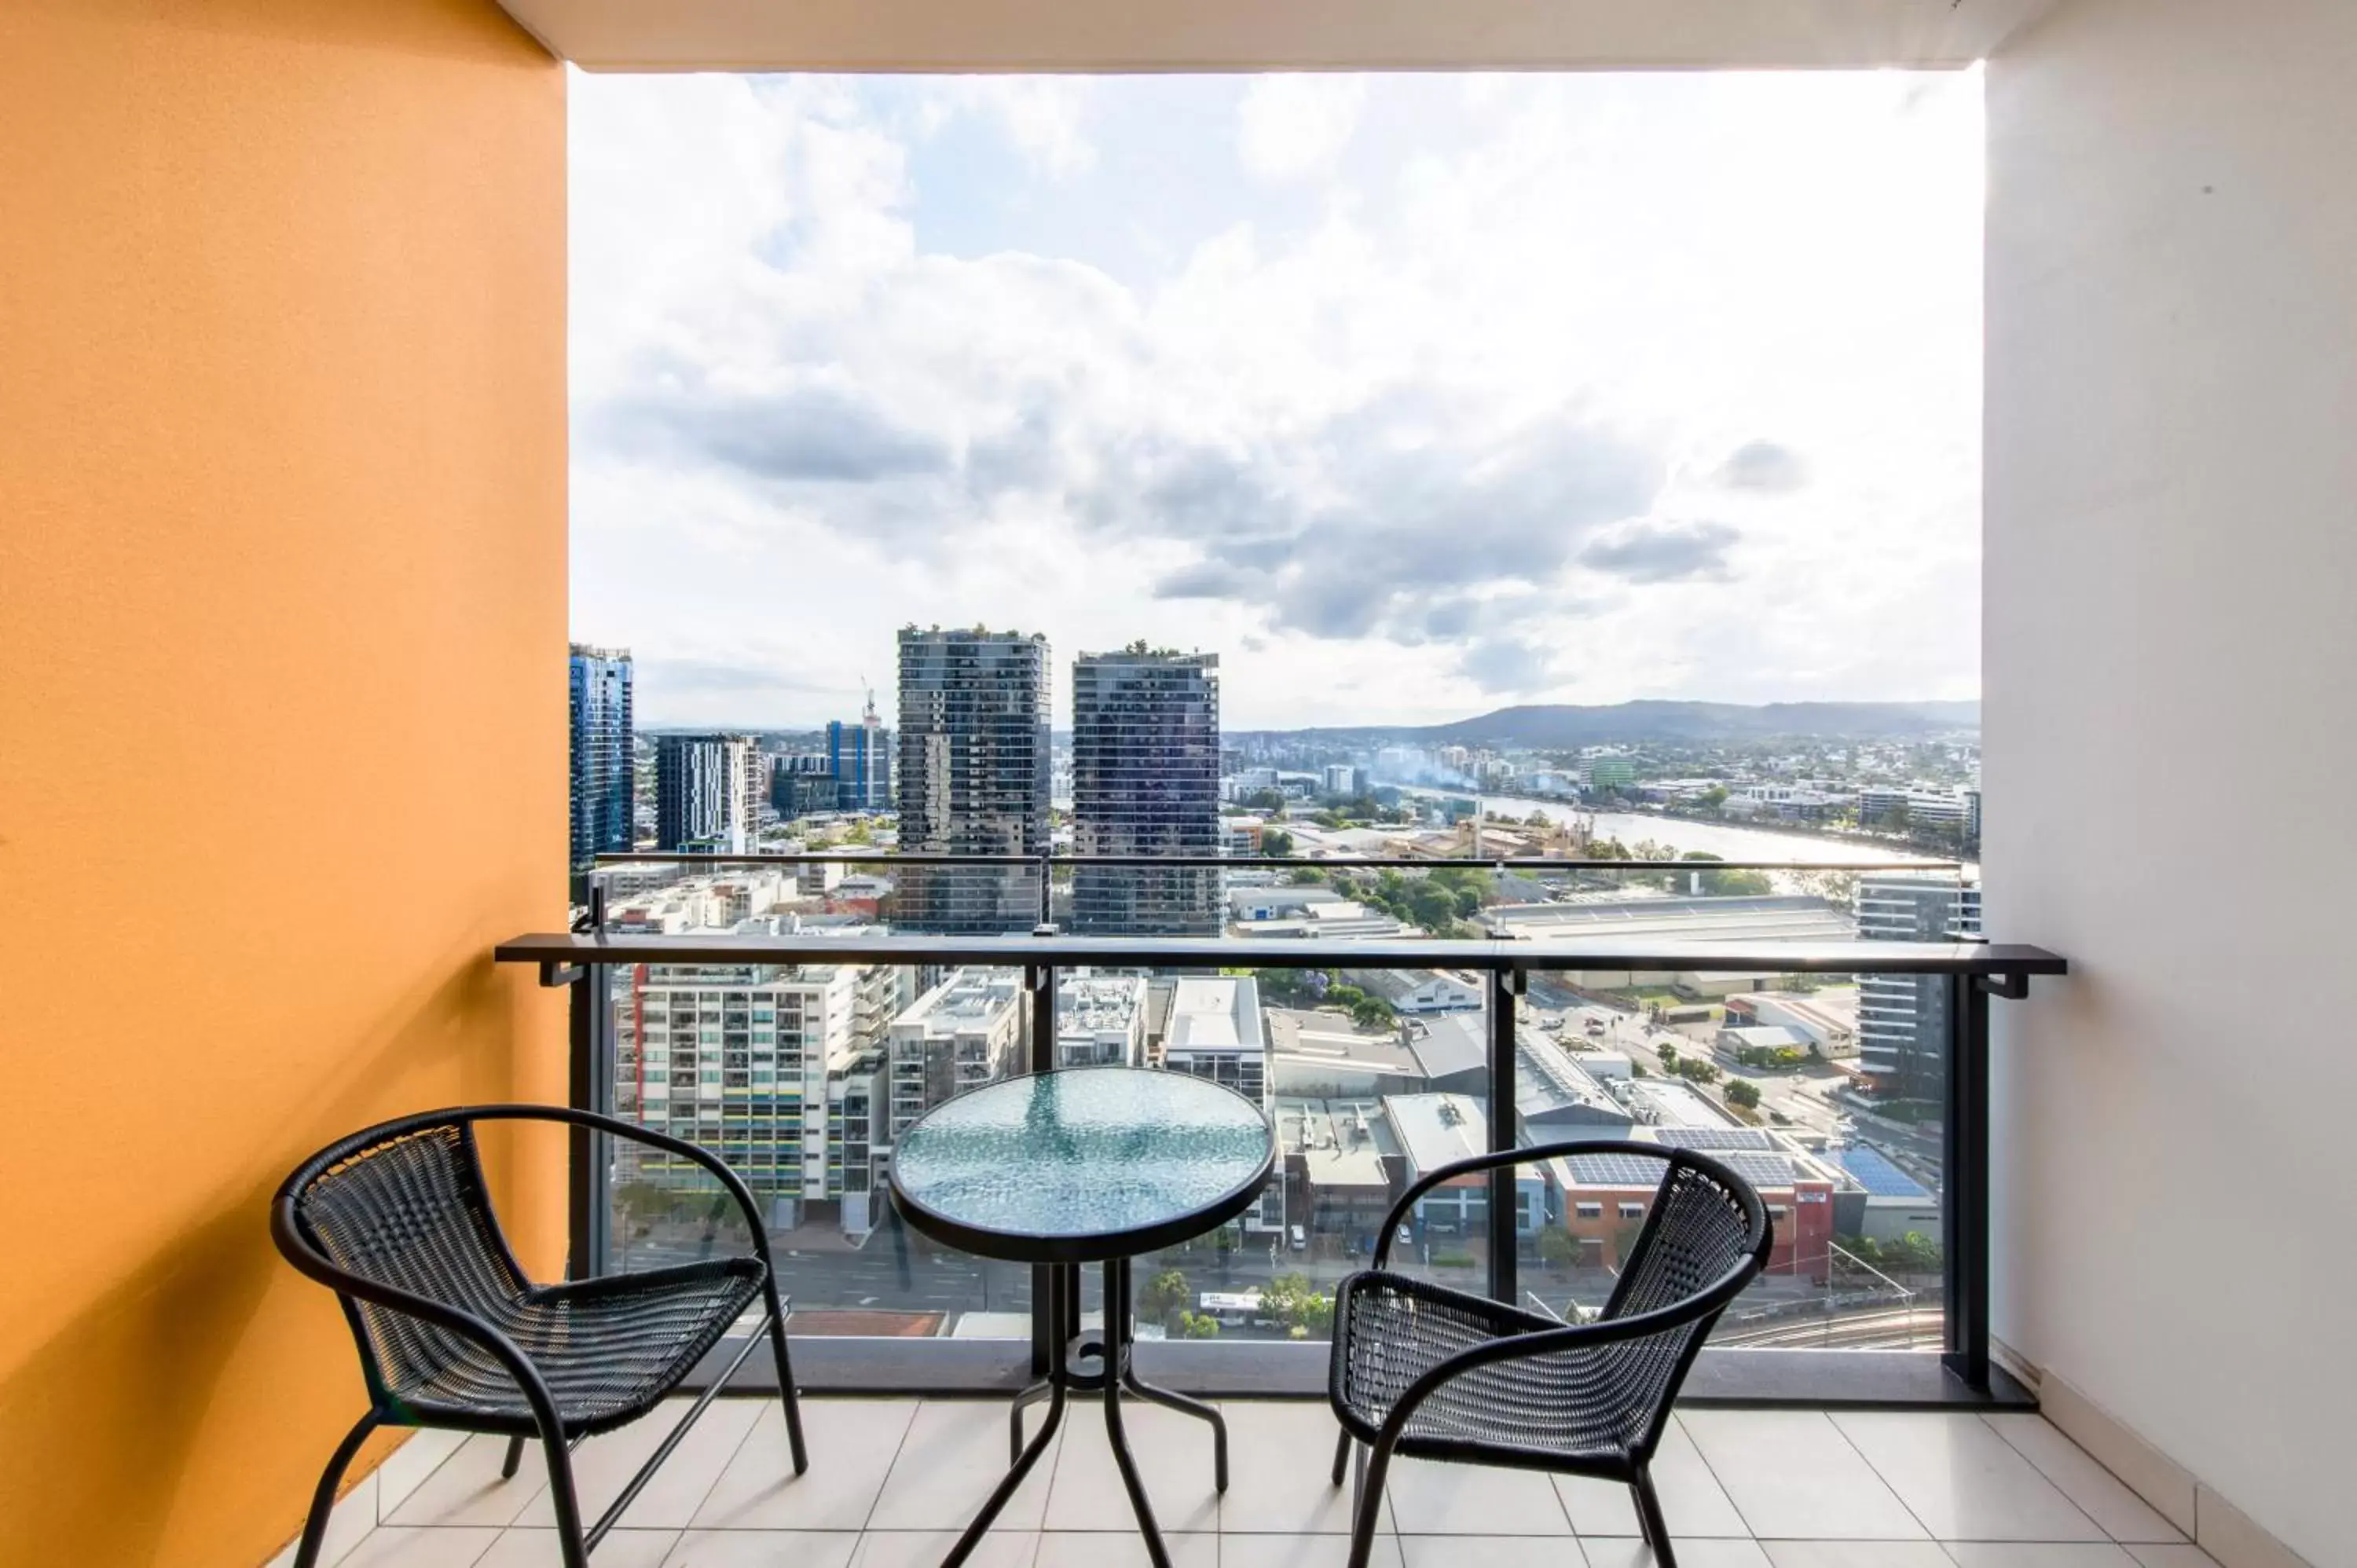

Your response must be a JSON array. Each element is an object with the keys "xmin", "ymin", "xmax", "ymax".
[
  {"xmin": 1328, "ymin": 1140, "xmax": 1772, "ymax": 1568},
  {"xmin": 271, "ymin": 1105, "xmax": 807, "ymax": 1568}
]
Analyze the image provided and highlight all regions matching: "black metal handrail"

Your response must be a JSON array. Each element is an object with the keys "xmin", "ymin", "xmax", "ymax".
[{"xmin": 502, "ymin": 929, "xmax": 2051, "ymax": 977}]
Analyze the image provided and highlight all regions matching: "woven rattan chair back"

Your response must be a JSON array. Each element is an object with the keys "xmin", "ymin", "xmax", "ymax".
[{"xmin": 291, "ymin": 1120, "xmax": 527, "ymax": 1403}]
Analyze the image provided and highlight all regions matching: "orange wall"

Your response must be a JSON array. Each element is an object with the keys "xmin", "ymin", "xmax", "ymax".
[{"xmin": 0, "ymin": 2, "xmax": 566, "ymax": 1562}]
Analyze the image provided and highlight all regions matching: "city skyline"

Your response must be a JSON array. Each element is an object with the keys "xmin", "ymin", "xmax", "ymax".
[{"xmin": 572, "ymin": 70, "xmax": 1984, "ymax": 731}]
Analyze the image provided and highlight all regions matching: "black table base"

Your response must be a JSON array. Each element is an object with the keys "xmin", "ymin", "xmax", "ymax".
[{"xmin": 944, "ymin": 1255, "xmax": 1227, "ymax": 1568}]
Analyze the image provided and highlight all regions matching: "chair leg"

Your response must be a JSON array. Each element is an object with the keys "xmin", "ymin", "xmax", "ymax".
[
  {"xmin": 541, "ymin": 1423, "xmax": 592, "ymax": 1568},
  {"xmin": 500, "ymin": 1434, "xmax": 526, "ymax": 1479},
  {"xmin": 1633, "ymin": 1464, "xmax": 1677, "ymax": 1567},
  {"xmin": 1346, "ymin": 1437, "xmax": 1393, "ymax": 1568},
  {"xmin": 290, "ymin": 1412, "xmax": 379, "ymax": 1568},
  {"xmin": 764, "ymin": 1284, "xmax": 809, "ymax": 1475},
  {"xmin": 1332, "ymin": 1427, "xmax": 1354, "ymax": 1486}
]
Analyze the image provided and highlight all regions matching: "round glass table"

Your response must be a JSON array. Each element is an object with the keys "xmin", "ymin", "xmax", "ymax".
[{"xmin": 889, "ymin": 1067, "xmax": 1276, "ymax": 1568}]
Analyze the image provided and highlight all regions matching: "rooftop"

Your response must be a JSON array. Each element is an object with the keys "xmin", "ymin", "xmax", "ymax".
[{"xmin": 1164, "ymin": 975, "xmax": 1264, "ymax": 1053}]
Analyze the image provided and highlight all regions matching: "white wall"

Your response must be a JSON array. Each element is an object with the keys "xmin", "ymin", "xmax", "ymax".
[{"xmin": 1985, "ymin": 2, "xmax": 2357, "ymax": 1562}]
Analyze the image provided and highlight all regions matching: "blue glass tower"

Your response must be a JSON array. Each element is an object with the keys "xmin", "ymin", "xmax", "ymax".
[
  {"xmin": 827, "ymin": 696, "xmax": 892, "ymax": 812},
  {"xmin": 568, "ymin": 643, "xmax": 634, "ymax": 894}
]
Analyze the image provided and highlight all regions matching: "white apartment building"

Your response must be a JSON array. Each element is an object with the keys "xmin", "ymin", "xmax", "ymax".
[
  {"xmin": 614, "ymin": 958, "xmax": 908, "ymax": 1236},
  {"xmin": 1058, "ymin": 973, "xmax": 1146, "ymax": 1067},
  {"xmin": 885, "ymin": 968, "xmax": 1026, "ymax": 1152}
]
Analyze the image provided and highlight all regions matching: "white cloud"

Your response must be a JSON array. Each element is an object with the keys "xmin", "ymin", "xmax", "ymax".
[
  {"xmin": 568, "ymin": 71, "xmax": 1982, "ymax": 728},
  {"xmin": 1234, "ymin": 75, "xmax": 1368, "ymax": 182},
  {"xmin": 920, "ymin": 76, "xmax": 1098, "ymax": 179}
]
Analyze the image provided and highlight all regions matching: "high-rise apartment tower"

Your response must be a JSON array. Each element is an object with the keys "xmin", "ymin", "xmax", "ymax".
[
  {"xmin": 895, "ymin": 628, "xmax": 1051, "ymax": 933},
  {"xmin": 1071, "ymin": 647, "xmax": 1221, "ymax": 936}
]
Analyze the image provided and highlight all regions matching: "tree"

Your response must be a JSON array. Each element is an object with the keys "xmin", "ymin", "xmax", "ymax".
[
  {"xmin": 1179, "ymin": 1311, "xmax": 1221, "ymax": 1339},
  {"xmin": 1658, "ymin": 1042, "xmax": 1680, "ymax": 1070},
  {"xmin": 1725, "ymin": 1078, "xmax": 1762, "ymax": 1111},
  {"xmin": 1259, "ymin": 1272, "xmax": 1335, "ymax": 1336},
  {"xmin": 1348, "ymin": 996, "xmax": 1395, "ymax": 1031},
  {"xmin": 1139, "ymin": 1268, "xmax": 1192, "ymax": 1324},
  {"xmin": 1243, "ymin": 787, "xmax": 1288, "ymax": 814},
  {"xmin": 1537, "ymin": 1227, "xmax": 1578, "ymax": 1267},
  {"xmin": 1262, "ymin": 828, "xmax": 1295, "ymax": 857}
]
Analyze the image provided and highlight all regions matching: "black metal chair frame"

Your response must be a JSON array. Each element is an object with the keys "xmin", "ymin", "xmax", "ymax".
[
  {"xmin": 271, "ymin": 1104, "xmax": 807, "ymax": 1568},
  {"xmin": 1327, "ymin": 1140, "xmax": 1773, "ymax": 1568}
]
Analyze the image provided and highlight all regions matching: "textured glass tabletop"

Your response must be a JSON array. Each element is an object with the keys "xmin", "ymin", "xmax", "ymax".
[{"xmin": 889, "ymin": 1068, "xmax": 1276, "ymax": 1262}]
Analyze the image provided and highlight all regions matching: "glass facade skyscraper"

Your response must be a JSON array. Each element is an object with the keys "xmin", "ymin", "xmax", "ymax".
[
  {"xmin": 827, "ymin": 697, "xmax": 892, "ymax": 812},
  {"xmin": 894, "ymin": 628, "xmax": 1050, "ymax": 933},
  {"xmin": 1856, "ymin": 874, "xmax": 1983, "ymax": 1102},
  {"xmin": 654, "ymin": 732, "xmax": 761, "ymax": 854},
  {"xmin": 1071, "ymin": 648, "xmax": 1222, "ymax": 935},
  {"xmin": 568, "ymin": 643, "xmax": 633, "ymax": 894}
]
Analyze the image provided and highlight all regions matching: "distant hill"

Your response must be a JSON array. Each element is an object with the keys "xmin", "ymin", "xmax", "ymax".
[{"xmin": 1269, "ymin": 699, "xmax": 1979, "ymax": 747}]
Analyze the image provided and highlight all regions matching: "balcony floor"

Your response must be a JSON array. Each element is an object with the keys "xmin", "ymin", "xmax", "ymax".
[{"xmin": 278, "ymin": 1398, "xmax": 2212, "ymax": 1568}]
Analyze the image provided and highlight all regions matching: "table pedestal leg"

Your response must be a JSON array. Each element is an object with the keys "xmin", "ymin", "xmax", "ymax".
[
  {"xmin": 1109, "ymin": 1256, "xmax": 1230, "ymax": 1492},
  {"xmin": 1101, "ymin": 1255, "xmax": 1172, "ymax": 1568},
  {"xmin": 944, "ymin": 1263, "xmax": 1069, "ymax": 1568}
]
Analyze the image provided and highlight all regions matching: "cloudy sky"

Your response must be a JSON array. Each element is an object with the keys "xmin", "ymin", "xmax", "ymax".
[{"xmin": 570, "ymin": 69, "xmax": 1983, "ymax": 731}]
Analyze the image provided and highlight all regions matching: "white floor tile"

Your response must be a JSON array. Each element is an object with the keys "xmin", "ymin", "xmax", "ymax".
[
  {"xmin": 1384, "ymin": 1456, "xmax": 1574, "ymax": 1536},
  {"xmin": 1554, "ymin": 1420, "xmax": 1749, "ymax": 1537},
  {"xmin": 476, "ymin": 1528, "xmax": 678, "ymax": 1567},
  {"xmin": 1758, "ymin": 1544, "xmax": 1954, "ymax": 1568},
  {"xmin": 849, "ymin": 1530, "xmax": 1039, "ymax": 1568},
  {"xmin": 506, "ymin": 1398, "xmax": 764, "ymax": 1532},
  {"xmin": 335, "ymin": 1526, "xmax": 501, "ymax": 1567},
  {"xmin": 1402, "ymin": 1534, "xmax": 1606, "ymax": 1567},
  {"xmin": 1220, "ymin": 1402, "xmax": 1394, "ymax": 1535},
  {"xmin": 695, "ymin": 1400, "xmax": 918, "ymax": 1531},
  {"xmin": 267, "ymin": 1469, "xmax": 377, "ymax": 1568},
  {"xmin": 1830, "ymin": 1413, "xmax": 2103, "ymax": 1544},
  {"xmin": 1226, "ymin": 1535, "xmax": 1403, "ymax": 1568},
  {"xmin": 660, "ymin": 1530, "xmax": 861, "ymax": 1568},
  {"xmin": 867, "ymin": 1400, "xmax": 1065, "ymax": 1532},
  {"xmin": 1679, "ymin": 1411, "xmax": 1926, "ymax": 1541},
  {"xmin": 379, "ymin": 1432, "xmax": 470, "ymax": 1520},
  {"xmin": 1043, "ymin": 1398, "xmax": 1222, "ymax": 1533},
  {"xmin": 1938, "ymin": 1548, "xmax": 2139, "ymax": 1567},
  {"xmin": 384, "ymin": 1435, "xmax": 546, "ymax": 1530},
  {"xmin": 1981, "ymin": 1416, "xmax": 2187, "ymax": 1544},
  {"xmin": 2123, "ymin": 1548, "xmax": 2221, "ymax": 1568},
  {"xmin": 1032, "ymin": 1531, "xmax": 1217, "ymax": 1568},
  {"xmin": 1578, "ymin": 1541, "xmax": 1772, "ymax": 1567}
]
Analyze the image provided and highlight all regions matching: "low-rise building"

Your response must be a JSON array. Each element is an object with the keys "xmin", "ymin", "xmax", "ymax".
[
  {"xmin": 1725, "ymin": 991, "xmax": 1859, "ymax": 1059},
  {"xmin": 1383, "ymin": 1094, "xmax": 1547, "ymax": 1241},
  {"xmin": 885, "ymin": 968, "xmax": 1025, "ymax": 1152},
  {"xmin": 1058, "ymin": 973, "xmax": 1147, "ymax": 1068},
  {"xmin": 1340, "ymin": 968, "xmax": 1484, "ymax": 1015},
  {"xmin": 1162, "ymin": 976, "xmax": 1277, "ymax": 1234},
  {"xmin": 1549, "ymin": 1127, "xmax": 1840, "ymax": 1282},
  {"xmin": 1516, "ymin": 1035, "xmax": 1637, "ymax": 1140},
  {"xmin": 1399, "ymin": 1013, "xmax": 1490, "ymax": 1096},
  {"xmin": 1276, "ymin": 1096, "xmax": 1399, "ymax": 1253},
  {"xmin": 1827, "ymin": 1143, "xmax": 1941, "ymax": 1245},
  {"xmin": 1615, "ymin": 1075, "xmax": 1743, "ymax": 1131}
]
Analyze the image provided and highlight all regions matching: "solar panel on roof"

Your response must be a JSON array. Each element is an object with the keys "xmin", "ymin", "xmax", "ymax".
[
  {"xmin": 1649, "ymin": 1127, "xmax": 1776, "ymax": 1151},
  {"xmin": 1834, "ymin": 1145, "xmax": 1932, "ymax": 1199}
]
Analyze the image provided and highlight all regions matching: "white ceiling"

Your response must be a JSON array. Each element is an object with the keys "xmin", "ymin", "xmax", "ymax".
[{"xmin": 497, "ymin": 0, "xmax": 2062, "ymax": 73}]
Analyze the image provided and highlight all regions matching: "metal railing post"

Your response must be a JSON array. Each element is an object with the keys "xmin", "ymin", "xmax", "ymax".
[
  {"xmin": 1942, "ymin": 971, "xmax": 1991, "ymax": 1390},
  {"xmin": 569, "ymin": 884, "xmax": 613, "ymax": 1282},
  {"xmin": 1027, "ymin": 959, "xmax": 1060, "ymax": 1374},
  {"xmin": 1487, "ymin": 964, "xmax": 1525, "ymax": 1306}
]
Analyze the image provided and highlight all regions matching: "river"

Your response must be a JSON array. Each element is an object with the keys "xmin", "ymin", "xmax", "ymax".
[{"xmin": 1406, "ymin": 789, "xmax": 1974, "ymax": 874}]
